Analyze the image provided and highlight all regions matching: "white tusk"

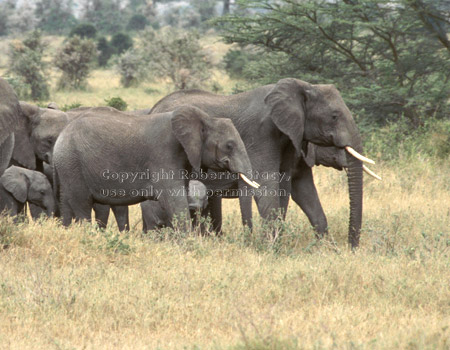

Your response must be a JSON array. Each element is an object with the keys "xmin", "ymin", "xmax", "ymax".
[
  {"xmin": 363, "ymin": 165, "xmax": 382, "ymax": 181},
  {"xmin": 240, "ymin": 173, "xmax": 260, "ymax": 189},
  {"xmin": 345, "ymin": 146, "xmax": 375, "ymax": 165}
]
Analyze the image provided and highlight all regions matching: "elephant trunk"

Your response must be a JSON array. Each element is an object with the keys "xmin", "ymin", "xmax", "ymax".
[
  {"xmin": 45, "ymin": 199, "xmax": 56, "ymax": 217},
  {"xmin": 346, "ymin": 140, "xmax": 364, "ymax": 249}
]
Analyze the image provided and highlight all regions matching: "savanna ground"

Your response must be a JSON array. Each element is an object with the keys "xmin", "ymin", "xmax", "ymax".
[{"xmin": 0, "ymin": 36, "xmax": 449, "ymax": 349}]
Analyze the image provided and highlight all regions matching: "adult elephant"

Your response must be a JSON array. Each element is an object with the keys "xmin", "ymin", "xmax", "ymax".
[
  {"xmin": 150, "ymin": 78, "xmax": 377, "ymax": 248},
  {"xmin": 19, "ymin": 103, "xmax": 129, "ymax": 230},
  {"xmin": 52, "ymin": 106, "xmax": 258, "ymax": 228},
  {"xmin": 0, "ymin": 77, "xmax": 36, "ymax": 176}
]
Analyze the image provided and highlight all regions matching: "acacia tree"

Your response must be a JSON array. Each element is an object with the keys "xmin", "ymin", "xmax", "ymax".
[
  {"xmin": 141, "ymin": 27, "xmax": 213, "ymax": 90},
  {"xmin": 216, "ymin": 0, "xmax": 450, "ymax": 128},
  {"xmin": 54, "ymin": 36, "xmax": 97, "ymax": 90}
]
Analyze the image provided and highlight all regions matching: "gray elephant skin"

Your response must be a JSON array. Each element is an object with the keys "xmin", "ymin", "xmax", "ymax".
[
  {"xmin": 150, "ymin": 78, "xmax": 372, "ymax": 247},
  {"xmin": 0, "ymin": 77, "xmax": 36, "ymax": 176},
  {"xmin": 141, "ymin": 180, "xmax": 208, "ymax": 231},
  {"xmin": 0, "ymin": 165, "xmax": 55, "ymax": 217},
  {"xmin": 236, "ymin": 142, "xmax": 352, "ymax": 236},
  {"xmin": 52, "ymin": 105, "xmax": 254, "ymax": 228},
  {"xmin": 19, "ymin": 102, "xmax": 129, "ymax": 230}
]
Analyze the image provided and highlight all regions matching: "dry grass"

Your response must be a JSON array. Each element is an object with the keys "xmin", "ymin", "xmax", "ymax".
[
  {"xmin": 1, "ymin": 160, "xmax": 449, "ymax": 350},
  {"xmin": 1, "ymin": 35, "xmax": 449, "ymax": 349}
]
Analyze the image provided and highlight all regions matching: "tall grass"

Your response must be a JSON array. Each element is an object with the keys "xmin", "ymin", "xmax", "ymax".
[
  {"xmin": 1, "ymin": 159, "xmax": 448, "ymax": 349},
  {"xmin": 1, "ymin": 39, "xmax": 449, "ymax": 349}
]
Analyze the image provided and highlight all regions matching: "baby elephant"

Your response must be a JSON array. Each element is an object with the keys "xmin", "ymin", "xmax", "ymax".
[
  {"xmin": 141, "ymin": 180, "xmax": 208, "ymax": 231},
  {"xmin": 0, "ymin": 166, "xmax": 55, "ymax": 218}
]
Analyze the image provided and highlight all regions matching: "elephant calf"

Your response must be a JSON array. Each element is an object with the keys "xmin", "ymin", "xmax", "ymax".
[
  {"xmin": 141, "ymin": 180, "xmax": 208, "ymax": 231},
  {"xmin": 0, "ymin": 165, "xmax": 55, "ymax": 218}
]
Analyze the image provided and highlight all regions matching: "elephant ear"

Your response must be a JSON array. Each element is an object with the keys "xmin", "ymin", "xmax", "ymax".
[
  {"xmin": 11, "ymin": 113, "xmax": 36, "ymax": 170},
  {"xmin": 171, "ymin": 106, "xmax": 206, "ymax": 172},
  {"xmin": 1, "ymin": 166, "xmax": 29, "ymax": 203},
  {"xmin": 301, "ymin": 142, "xmax": 316, "ymax": 168},
  {"xmin": 264, "ymin": 78, "xmax": 313, "ymax": 158}
]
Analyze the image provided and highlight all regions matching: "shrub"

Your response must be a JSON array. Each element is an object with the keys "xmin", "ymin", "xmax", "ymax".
[
  {"xmin": 69, "ymin": 23, "xmax": 97, "ymax": 38},
  {"xmin": 60, "ymin": 102, "xmax": 82, "ymax": 112},
  {"xmin": 142, "ymin": 27, "xmax": 213, "ymax": 90},
  {"xmin": 110, "ymin": 32, "xmax": 133, "ymax": 55},
  {"xmin": 54, "ymin": 36, "xmax": 97, "ymax": 90},
  {"xmin": 105, "ymin": 97, "xmax": 127, "ymax": 111},
  {"xmin": 223, "ymin": 48, "xmax": 258, "ymax": 79},
  {"xmin": 7, "ymin": 30, "xmax": 50, "ymax": 100},
  {"xmin": 97, "ymin": 37, "xmax": 114, "ymax": 67},
  {"xmin": 126, "ymin": 14, "xmax": 149, "ymax": 31},
  {"xmin": 115, "ymin": 48, "xmax": 147, "ymax": 87}
]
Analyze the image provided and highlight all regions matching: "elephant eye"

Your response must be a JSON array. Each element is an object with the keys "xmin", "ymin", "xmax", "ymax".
[
  {"xmin": 226, "ymin": 141, "xmax": 235, "ymax": 152},
  {"xmin": 332, "ymin": 115, "xmax": 339, "ymax": 121}
]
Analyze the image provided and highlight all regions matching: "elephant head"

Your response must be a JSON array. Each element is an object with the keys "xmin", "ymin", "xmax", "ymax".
[
  {"xmin": 171, "ymin": 106, "xmax": 257, "ymax": 187},
  {"xmin": 265, "ymin": 78, "xmax": 379, "ymax": 248},
  {"xmin": 1, "ymin": 165, "xmax": 55, "ymax": 216},
  {"xmin": 20, "ymin": 102, "xmax": 70, "ymax": 164},
  {"xmin": 187, "ymin": 180, "xmax": 208, "ymax": 212},
  {"xmin": 0, "ymin": 78, "xmax": 36, "ymax": 173}
]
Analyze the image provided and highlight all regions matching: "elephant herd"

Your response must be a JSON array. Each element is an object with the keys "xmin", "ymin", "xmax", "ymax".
[{"xmin": 0, "ymin": 76, "xmax": 380, "ymax": 248}]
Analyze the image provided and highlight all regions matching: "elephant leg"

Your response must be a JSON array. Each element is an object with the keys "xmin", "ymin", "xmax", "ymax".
[
  {"xmin": 141, "ymin": 203, "xmax": 148, "ymax": 232},
  {"xmin": 279, "ymin": 175, "xmax": 291, "ymax": 220},
  {"xmin": 93, "ymin": 203, "xmax": 110, "ymax": 229},
  {"xmin": 159, "ymin": 190, "xmax": 191, "ymax": 231},
  {"xmin": 208, "ymin": 196, "xmax": 223, "ymax": 234},
  {"xmin": 239, "ymin": 195, "xmax": 253, "ymax": 230},
  {"xmin": 111, "ymin": 205, "xmax": 129, "ymax": 231},
  {"xmin": 66, "ymin": 189, "xmax": 93, "ymax": 225},
  {"xmin": 60, "ymin": 195, "xmax": 75, "ymax": 227},
  {"xmin": 291, "ymin": 164, "xmax": 328, "ymax": 238}
]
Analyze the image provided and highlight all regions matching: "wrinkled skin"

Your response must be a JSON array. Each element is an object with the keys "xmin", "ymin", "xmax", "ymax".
[
  {"xmin": 53, "ymin": 106, "xmax": 253, "ymax": 228},
  {"xmin": 150, "ymin": 78, "xmax": 365, "ymax": 247},
  {"xmin": 0, "ymin": 165, "xmax": 55, "ymax": 217},
  {"xmin": 235, "ymin": 143, "xmax": 350, "ymax": 237},
  {"xmin": 20, "ymin": 103, "xmax": 129, "ymax": 230},
  {"xmin": 141, "ymin": 180, "xmax": 208, "ymax": 231},
  {"xmin": 0, "ymin": 78, "xmax": 36, "ymax": 175}
]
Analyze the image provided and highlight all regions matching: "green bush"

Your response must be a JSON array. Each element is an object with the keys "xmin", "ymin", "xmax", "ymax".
[
  {"xmin": 115, "ymin": 48, "xmax": 147, "ymax": 87},
  {"xmin": 127, "ymin": 14, "xmax": 149, "ymax": 31},
  {"xmin": 60, "ymin": 102, "xmax": 82, "ymax": 112},
  {"xmin": 110, "ymin": 32, "xmax": 133, "ymax": 55},
  {"xmin": 69, "ymin": 23, "xmax": 97, "ymax": 38},
  {"xmin": 141, "ymin": 27, "xmax": 213, "ymax": 90},
  {"xmin": 223, "ymin": 48, "xmax": 258, "ymax": 78},
  {"xmin": 105, "ymin": 97, "xmax": 128, "ymax": 111},
  {"xmin": 54, "ymin": 36, "xmax": 97, "ymax": 90},
  {"xmin": 363, "ymin": 118, "xmax": 450, "ymax": 162},
  {"xmin": 97, "ymin": 37, "xmax": 114, "ymax": 67},
  {"xmin": 7, "ymin": 30, "xmax": 50, "ymax": 101}
]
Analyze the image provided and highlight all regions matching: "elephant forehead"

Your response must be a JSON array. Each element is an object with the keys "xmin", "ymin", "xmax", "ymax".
[
  {"xmin": 33, "ymin": 111, "xmax": 69, "ymax": 130},
  {"xmin": 216, "ymin": 119, "xmax": 238, "ymax": 133}
]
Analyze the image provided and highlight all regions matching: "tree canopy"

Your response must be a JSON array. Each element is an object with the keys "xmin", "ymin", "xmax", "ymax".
[{"xmin": 216, "ymin": 0, "xmax": 450, "ymax": 128}]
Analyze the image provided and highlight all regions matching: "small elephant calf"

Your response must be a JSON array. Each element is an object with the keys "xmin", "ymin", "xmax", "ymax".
[
  {"xmin": 0, "ymin": 166, "xmax": 55, "ymax": 218},
  {"xmin": 141, "ymin": 180, "xmax": 208, "ymax": 231}
]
